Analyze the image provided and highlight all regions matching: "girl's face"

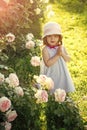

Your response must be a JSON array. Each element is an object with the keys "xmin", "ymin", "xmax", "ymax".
[{"xmin": 46, "ymin": 34, "xmax": 59, "ymax": 46}]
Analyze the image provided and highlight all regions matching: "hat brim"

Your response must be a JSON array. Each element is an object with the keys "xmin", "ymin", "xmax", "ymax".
[{"xmin": 42, "ymin": 32, "xmax": 62, "ymax": 38}]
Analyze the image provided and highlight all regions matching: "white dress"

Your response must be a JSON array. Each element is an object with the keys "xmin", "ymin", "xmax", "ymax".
[{"xmin": 40, "ymin": 46, "xmax": 75, "ymax": 93}]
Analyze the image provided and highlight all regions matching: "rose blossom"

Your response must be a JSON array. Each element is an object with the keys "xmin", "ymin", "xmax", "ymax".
[
  {"xmin": 42, "ymin": 0, "xmax": 49, "ymax": 3},
  {"xmin": 6, "ymin": 110, "xmax": 17, "ymax": 122},
  {"xmin": 0, "ymin": 97, "xmax": 11, "ymax": 112},
  {"xmin": 35, "ymin": 90, "xmax": 48, "ymax": 103},
  {"xmin": 14, "ymin": 86, "xmax": 24, "ymax": 96},
  {"xmin": 3, "ymin": 0, "xmax": 10, "ymax": 4},
  {"xmin": 54, "ymin": 88, "xmax": 66, "ymax": 102},
  {"xmin": 0, "ymin": 73, "xmax": 5, "ymax": 84},
  {"xmin": 30, "ymin": 56, "xmax": 40, "ymax": 67},
  {"xmin": 6, "ymin": 33, "xmax": 15, "ymax": 42},
  {"xmin": 44, "ymin": 77, "xmax": 54, "ymax": 90},
  {"xmin": 5, "ymin": 73, "xmax": 19, "ymax": 87},
  {"xmin": 34, "ymin": 75, "xmax": 47, "ymax": 85},
  {"xmin": 30, "ymin": 0, "xmax": 34, "ymax": 4},
  {"xmin": 25, "ymin": 40, "xmax": 35, "ymax": 49},
  {"xmin": 34, "ymin": 8, "xmax": 41, "ymax": 15},
  {"xmin": 5, "ymin": 122, "xmax": 12, "ymax": 130},
  {"xmin": 26, "ymin": 33, "xmax": 34, "ymax": 41},
  {"xmin": 34, "ymin": 75, "xmax": 54, "ymax": 90}
]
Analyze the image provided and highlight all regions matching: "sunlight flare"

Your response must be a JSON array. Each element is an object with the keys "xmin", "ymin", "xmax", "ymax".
[{"xmin": 3, "ymin": 0, "xmax": 10, "ymax": 4}]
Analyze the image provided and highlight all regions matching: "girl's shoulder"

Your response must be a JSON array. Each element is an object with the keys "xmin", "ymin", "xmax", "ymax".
[
  {"xmin": 42, "ymin": 46, "xmax": 50, "ymax": 56},
  {"xmin": 42, "ymin": 45, "xmax": 48, "ymax": 52}
]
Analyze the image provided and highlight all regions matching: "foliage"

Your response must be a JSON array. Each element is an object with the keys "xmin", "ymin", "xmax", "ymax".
[
  {"xmin": 46, "ymin": 95, "xmax": 84, "ymax": 130},
  {"xmin": 0, "ymin": 33, "xmax": 41, "ymax": 87},
  {"xmin": 0, "ymin": 0, "xmax": 48, "ymax": 38},
  {"xmin": 0, "ymin": 80, "xmax": 17, "ymax": 130},
  {"xmin": 0, "ymin": 33, "xmax": 43, "ymax": 130},
  {"xmin": 0, "ymin": 72, "xmax": 43, "ymax": 130},
  {"xmin": 0, "ymin": 69, "xmax": 84, "ymax": 130}
]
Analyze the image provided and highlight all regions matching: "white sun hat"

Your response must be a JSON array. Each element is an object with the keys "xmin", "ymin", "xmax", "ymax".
[{"xmin": 42, "ymin": 22, "xmax": 62, "ymax": 38}]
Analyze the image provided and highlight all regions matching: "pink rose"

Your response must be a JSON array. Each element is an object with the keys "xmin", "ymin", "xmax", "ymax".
[
  {"xmin": 35, "ymin": 90, "xmax": 48, "ymax": 103},
  {"xmin": 54, "ymin": 88, "xmax": 66, "ymax": 102},
  {"xmin": 30, "ymin": 56, "xmax": 40, "ymax": 67},
  {"xmin": 6, "ymin": 33, "xmax": 15, "ymax": 42},
  {"xmin": 25, "ymin": 40, "xmax": 35, "ymax": 49},
  {"xmin": 6, "ymin": 73, "xmax": 19, "ymax": 87},
  {"xmin": 26, "ymin": 33, "xmax": 34, "ymax": 41},
  {"xmin": 0, "ymin": 97, "xmax": 11, "ymax": 112},
  {"xmin": 35, "ymin": 75, "xmax": 47, "ymax": 85},
  {"xmin": 30, "ymin": 0, "xmax": 34, "ymax": 4},
  {"xmin": 44, "ymin": 77, "xmax": 54, "ymax": 90},
  {"xmin": 41, "ymin": 90, "xmax": 48, "ymax": 102},
  {"xmin": 5, "ymin": 122, "xmax": 12, "ymax": 130},
  {"xmin": 6, "ymin": 110, "xmax": 17, "ymax": 122},
  {"xmin": 34, "ymin": 75, "xmax": 54, "ymax": 90},
  {"xmin": 14, "ymin": 86, "xmax": 24, "ymax": 96},
  {"xmin": 34, "ymin": 8, "xmax": 41, "ymax": 15}
]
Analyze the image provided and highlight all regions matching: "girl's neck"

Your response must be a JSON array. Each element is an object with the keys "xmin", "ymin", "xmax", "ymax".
[
  {"xmin": 47, "ymin": 45, "xmax": 58, "ymax": 48},
  {"xmin": 47, "ymin": 41, "xmax": 62, "ymax": 48}
]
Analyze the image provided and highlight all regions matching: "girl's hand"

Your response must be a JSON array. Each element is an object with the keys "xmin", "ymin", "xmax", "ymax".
[{"xmin": 56, "ymin": 45, "xmax": 62, "ymax": 56}]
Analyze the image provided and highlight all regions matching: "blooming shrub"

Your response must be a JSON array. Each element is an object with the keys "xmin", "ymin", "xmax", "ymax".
[
  {"xmin": 0, "ymin": 32, "xmax": 41, "ymax": 88},
  {"xmin": 33, "ymin": 74, "xmax": 84, "ymax": 130},
  {"xmin": 0, "ymin": 0, "xmax": 49, "ymax": 37},
  {"xmin": 46, "ymin": 95, "xmax": 84, "ymax": 130},
  {"xmin": 0, "ymin": 70, "xmax": 43, "ymax": 130},
  {"xmin": 0, "ymin": 72, "xmax": 24, "ymax": 129}
]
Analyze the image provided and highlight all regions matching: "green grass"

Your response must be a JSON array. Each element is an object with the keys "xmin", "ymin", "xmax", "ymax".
[{"xmin": 44, "ymin": 0, "xmax": 87, "ymax": 123}]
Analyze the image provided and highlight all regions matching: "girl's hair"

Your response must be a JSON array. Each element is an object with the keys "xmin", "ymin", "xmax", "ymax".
[{"xmin": 43, "ymin": 35, "xmax": 63, "ymax": 46}]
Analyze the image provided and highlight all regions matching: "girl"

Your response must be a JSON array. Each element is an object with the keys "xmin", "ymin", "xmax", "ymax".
[{"xmin": 40, "ymin": 22, "xmax": 75, "ymax": 93}]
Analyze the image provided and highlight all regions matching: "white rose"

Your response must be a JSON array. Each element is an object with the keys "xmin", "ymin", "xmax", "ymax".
[{"xmin": 15, "ymin": 86, "xmax": 24, "ymax": 96}]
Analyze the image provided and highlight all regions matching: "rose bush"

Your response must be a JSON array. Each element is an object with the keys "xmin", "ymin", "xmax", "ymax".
[
  {"xmin": 33, "ymin": 74, "xmax": 84, "ymax": 130},
  {"xmin": 0, "ymin": 71, "xmax": 42, "ymax": 130},
  {"xmin": 0, "ymin": 72, "xmax": 24, "ymax": 130},
  {"xmin": 0, "ymin": 32, "xmax": 41, "ymax": 88},
  {"xmin": 45, "ymin": 94, "xmax": 84, "ymax": 130}
]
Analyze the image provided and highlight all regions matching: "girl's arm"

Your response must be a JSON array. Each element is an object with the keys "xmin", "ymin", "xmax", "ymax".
[
  {"xmin": 61, "ymin": 46, "xmax": 71, "ymax": 62},
  {"xmin": 42, "ymin": 46, "xmax": 61, "ymax": 67}
]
